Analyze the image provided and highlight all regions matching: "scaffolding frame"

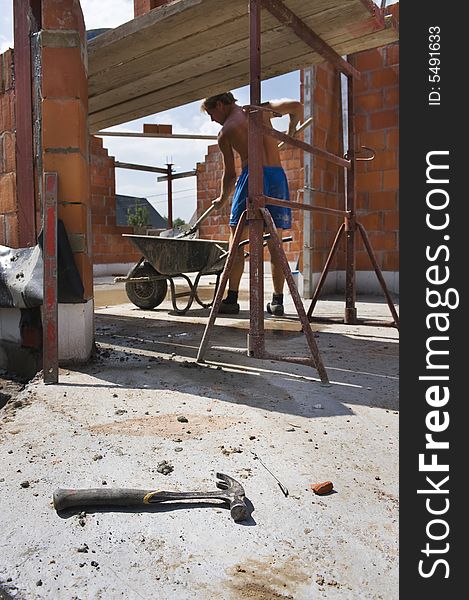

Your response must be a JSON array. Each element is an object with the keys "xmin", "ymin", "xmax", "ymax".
[{"xmin": 196, "ymin": 0, "xmax": 399, "ymax": 383}]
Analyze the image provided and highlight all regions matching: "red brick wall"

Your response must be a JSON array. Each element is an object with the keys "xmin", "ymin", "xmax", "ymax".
[
  {"xmin": 134, "ymin": 0, "xmax": 172, "ymax": 17},
  {"xmin": 0, "ymin": 49, "xmax": 18, "ymax": 247},
  {"xmin": 353, "ymin": 42, "xmax": 399, "ymax": 273},
  {"xmin": 308, "ymin": 62, "xmax": 345, "ymax": 274},
  {"xmin": 90, "ymin": 136, "xmax": 141, "ymax": 265}
]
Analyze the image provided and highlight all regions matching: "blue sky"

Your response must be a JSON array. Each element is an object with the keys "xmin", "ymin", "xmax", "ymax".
[{"xmin": 0, "ymin": 0, "xmax": 300, "ymax": 222}]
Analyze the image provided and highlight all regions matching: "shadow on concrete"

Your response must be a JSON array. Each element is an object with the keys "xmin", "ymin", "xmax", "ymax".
[{"xmin": 69, "ymin": 311, "xmax": 399, "ymax": 417}]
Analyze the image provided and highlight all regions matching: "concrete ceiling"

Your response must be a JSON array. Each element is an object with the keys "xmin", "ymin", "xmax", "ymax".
[{"xmin": 87, "ymin": 0, "xmax": 398, "ymax": 132}]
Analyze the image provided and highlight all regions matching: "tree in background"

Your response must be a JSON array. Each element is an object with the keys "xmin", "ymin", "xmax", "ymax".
[{"xmin": 127, "ymin": 201, "xmax": 150, "ymax": 228}]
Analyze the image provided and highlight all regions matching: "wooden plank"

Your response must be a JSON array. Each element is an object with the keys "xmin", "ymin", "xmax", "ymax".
[
  {"xmin": 96, "ymin": 131, "xmax": 217, "ymax": 140},
  {"xmin": 89, "ymin": 1, "xmax": 372, "ymax": 103},
  {"xmin": 89, "ymin": 18, "xmax": 395, "ymax": 125},
  {"xmin": 89, "ymin": 19, "xmax": 397, "ymax": 131},
  {"xmin": 114, "ymin": 161, "xmax": 168, "ymax": 174},
  {"xmin": 89, "ymin": 0, "xmax": 368, "ymax": 93}
]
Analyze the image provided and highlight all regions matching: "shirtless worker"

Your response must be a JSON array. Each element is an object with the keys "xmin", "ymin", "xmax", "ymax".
[{"xmin": 201, "ymin": 92, "xmax": 303, "ymax": 315}]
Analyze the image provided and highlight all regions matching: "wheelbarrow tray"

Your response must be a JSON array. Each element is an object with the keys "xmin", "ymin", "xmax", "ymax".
[{"xmin": 123, "ymin": 234, "xmax": 228, "ymax": 276}]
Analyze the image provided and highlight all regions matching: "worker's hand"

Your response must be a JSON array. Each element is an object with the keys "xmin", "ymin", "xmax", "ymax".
[
  {"xmin": 287, "ymin": 121, "xmax": 299, "ymax": 137},
  {"xmin": 211, "ymin": 196, "xmax": 227, "ymax": 209}
]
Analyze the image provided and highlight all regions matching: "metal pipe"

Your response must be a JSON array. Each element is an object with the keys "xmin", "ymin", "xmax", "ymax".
[
  {"xmin": 307, "ymin": 223, "xmax": 346, "ymax": 319},
  {"xmin": 262, "ymin": 124, "xmax": 351, "ymax": 169},
  {"xmin": 344, "ymin": 64, "xmax": 357, "ymax": 324},
  {"xmin": 261, "ymin": 209, "xmax": 329, "ymax": 384},
  {"xmin": 197, "ymin": 211, "xmax": 248, "ymax": 362},
  {"xmin": 42, "ymin": 172, "xmax": 58, "ymax": 384},
  {"xmin": 263, "ymin": 195, "xmax": 348, "ymax": 217},
  {"xmin": 247, "ymin": 0, "xmax": 265, "ymax": 359},
  {"xmin": 166, "ymin": 163, "xmax": 173, "ymax": 229},
  {"xmin": 356, "ymin": 222, "xmax": 399, "ymax": 327}
]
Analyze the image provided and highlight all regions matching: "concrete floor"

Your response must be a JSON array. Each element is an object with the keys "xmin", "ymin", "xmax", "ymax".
[{"xmin": 0, "ymin": 275, "xmax": 399, "ymax": 600}]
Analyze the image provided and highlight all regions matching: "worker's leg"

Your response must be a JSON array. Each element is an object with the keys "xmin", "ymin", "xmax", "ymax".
[
  {"xmin": 228, "ymin": 224, "xmax": 249, "ymax": 292},
  {"xmin": 219, "ymin": 224, "xmax": 249, "ymax": 314},
  {"xmin": 268, "ymin": 238, "xmax": 286, "ymax": 295}
]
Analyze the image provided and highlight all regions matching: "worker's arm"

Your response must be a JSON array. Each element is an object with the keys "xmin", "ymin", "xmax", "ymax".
[
  {"xmin": 263, "ymin": 99, "xmax": 304, "ymax": 136},
  {"xmin": 212, "ymin": 131, "xmax": 237, "ymax": 209}
]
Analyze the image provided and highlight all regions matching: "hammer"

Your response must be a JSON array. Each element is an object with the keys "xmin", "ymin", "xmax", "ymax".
[{"xmin": 53, "ymin": 473, "xmax": 249, "ymax": 522}]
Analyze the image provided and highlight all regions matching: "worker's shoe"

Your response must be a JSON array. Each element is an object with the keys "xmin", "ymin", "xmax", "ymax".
[
  {"xmin": 267, "ymin": 293, "xmax": 285, "ymax": 317},
  {"xmin": 218, "ymin": 299, "xmax": 240, "ymax": 314}
]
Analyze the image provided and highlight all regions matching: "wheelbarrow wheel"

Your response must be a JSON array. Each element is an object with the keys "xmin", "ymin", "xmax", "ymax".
[{"xmin": 125, "ymin": 263, "xmax": 167, "ymax": 309}]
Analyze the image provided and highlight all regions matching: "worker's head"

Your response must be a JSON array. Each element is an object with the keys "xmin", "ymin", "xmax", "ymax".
[{"xmin": 201, "ymin": 92, "xmax": 237, "ymax": 125}]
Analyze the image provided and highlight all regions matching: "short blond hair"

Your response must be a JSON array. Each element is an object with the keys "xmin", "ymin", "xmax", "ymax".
[{"xmin": 201, "ymin": 92, "xmax": 237, "ymax": 112}]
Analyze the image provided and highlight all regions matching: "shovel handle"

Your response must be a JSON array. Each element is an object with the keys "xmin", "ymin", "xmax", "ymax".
[{"xmin": 180, "ymin": 203, "xmax": 216, "ymax": 237}]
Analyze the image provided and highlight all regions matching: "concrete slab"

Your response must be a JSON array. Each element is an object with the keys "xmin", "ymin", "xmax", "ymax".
[{"xmin": 1, "ymin": 278, "xmax": 399, "ymax": 600}]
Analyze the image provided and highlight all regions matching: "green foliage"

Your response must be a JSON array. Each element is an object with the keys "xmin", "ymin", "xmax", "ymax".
[
  {"xmin": 173, "ymin": 217, "xmax": 187, "ymax": 229},
  {"xmin": 127, "ymin": 201, "xmax": 150, "ymax": 227}
]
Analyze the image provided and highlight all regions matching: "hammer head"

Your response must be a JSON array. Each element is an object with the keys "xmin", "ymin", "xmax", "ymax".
[{"xmin": 216, "ymin": 472, "xmax": 249, "ymax": 522}]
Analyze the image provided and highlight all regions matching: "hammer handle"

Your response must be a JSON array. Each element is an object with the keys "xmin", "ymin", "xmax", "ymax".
[{"xmin": 54, "ymin": 488, "xmax": 231, "ymax": 511}]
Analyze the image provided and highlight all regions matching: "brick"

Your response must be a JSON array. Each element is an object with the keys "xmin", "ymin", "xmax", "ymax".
[
  {"xmin": 58, "ymin": 202, "xmax": 89, "ymax": 235},
  {"xmin": 355, "ymin": 114, "xmax": 368, "ymax": 132},
  {"xmin": 384, "ymin": 86, "xmax": 399, "ymax": 107},
  {"xmin": 354, "ymin": 72, "xmax": 370, "ymax": 94},
  {"xmin": 358, "ymin": 130, "xmax": 386, "ymax": 151},
  {"xmin": 355, "ymin": 250, "xmax": 372, "ymax": 270},
  {"xmin": 382, "ymin": 169, "xmax": 399, "ymax": 190},
  {"xmin": 371, "ymin": 67, "xmax": 399, "ymax": 88},
  {"xmin": 386, "ymin": 128, "xmax": 399, "ymax": 149},
  {"xmin": 5, "ymin": 213, "xmax": 19, "ymax": 248},
  {"xmin": 386, "ymin": 44, "xmax": 399, "ymax": 67},
  {"xmin": 0, "ymin": 133, "xmax": 11, "ymax": 174},
  {"xmin": 0, "ymin": 91, "xmax": 15, "ymax": 131},
  {"xmin": 367, "ymin": 150, "xmax": 398, "ymax": 171},
  {"xmin": 357, "ymin": 212, "xmax": 382, "ymax": 231},
  {"xmin": 42, "ymin": 47, "xmax": 87, "ymax": 100},
  {"xmin": 43, "ymin": 152, "xmax": 90, "ymax": 204},
  {"xmin": 383, "ymin": 211, "xmax": 399, "ymax": 230},
  {"xmin": 356, "ymin": 171, "xmax": 382, "ymax": 192},
  {"xmin": 354, "ymin": 48, "xmax": 384, "ymax": 72},
  {"xmin": 72, "ymin": 251, "xmax": 93, "ymax": 300},
  {"xmin": 383, "ymin": 250, "xmax": 399, "ymax": 271},
  {"xmin": 368, "ymin": 232, "xmax": 398, "ymax": 251},
  {"xmin": 0, "ymin": 172, "xmax": 17, "ymax": 212},
  {"xmin": 356, "ymin": 91, "xmax": 383, "ymax": 112},
  {"xmin": 370, "ymin": 109, "xmax": 398, "ymax": 130},
  {"xmin": 1, "ymin": 50, "xmax": 14, "ymax": 91},
  {"xmin": 42, "ymin": 98, "xmax": 87, "ymax": 154},
  {"xmin": 42, "ymin": 0, "xmax": 84, "ymax": 31},
  {"xmin": 368, "ymin": 191, "xmax": 397, "ymax": 210}
]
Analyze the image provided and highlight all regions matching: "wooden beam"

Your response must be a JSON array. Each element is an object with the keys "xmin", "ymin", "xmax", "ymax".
[
  {"xmin": 95, "ymin": 131, "xmax": 217, "ymax": 140},
  {"xmin": 114, "ymin": 161, "xmax": 168, "ymax": 174},
  {"xmin": 259, "ymin": 0, "xmax": 360, "ymax": 78}
]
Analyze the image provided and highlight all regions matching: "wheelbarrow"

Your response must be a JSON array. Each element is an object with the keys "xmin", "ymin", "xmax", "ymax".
[
  {"xmin": 116, "ymin": 235, "xmax": 229, "ymax": 314},
  {"xmin": 116, "ymin": 230, "xmax": 293, "ymax": 315}
]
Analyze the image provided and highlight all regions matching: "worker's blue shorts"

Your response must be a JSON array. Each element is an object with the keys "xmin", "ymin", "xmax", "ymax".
[{"xmin": 229, "ymin": 166, "xmax": 292, "ymax": 229}]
